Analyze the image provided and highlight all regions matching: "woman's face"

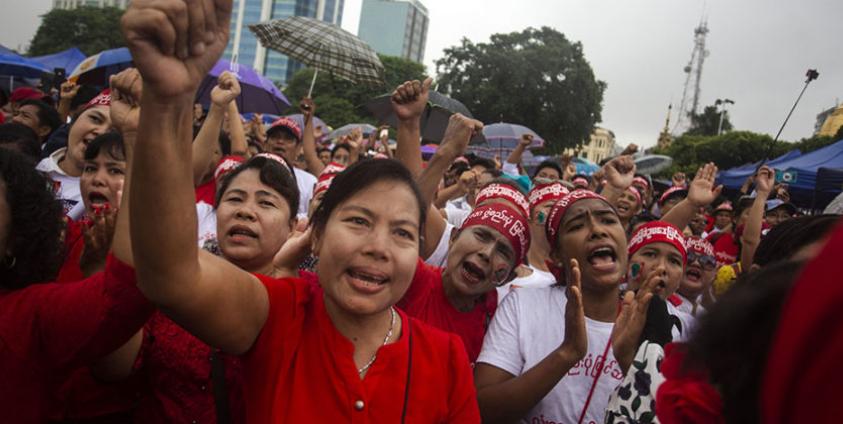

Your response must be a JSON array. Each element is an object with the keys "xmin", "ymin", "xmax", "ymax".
[
  {"xmin": 615, "ymin": 191, "xmax": 640, "ymax": 220},
  {"xmin": 67, "ymin": 107, "xmax": 111, "ymax": 171},
  {"xmin": 680, "ymin": 251, "xmax": 716, "ymax": 298},
  {"xmin": 554, "ymin": 198, "xmax": 627, "ymax": 292},
  {"xmin": 314, "ymin": 180, "xmax": 420, "ymax": 316},
  {"xmin": 714, "ymin": 211, "xmax": 732, "ymax": 229},
  {"xmin": 331, "ymin": 147, "xmax": 350, "ymax": 166},
  {"xmin": 445, "ymin": 225, "xmax": 518, "ymax": 297},
  {"xmin": 79, "ymin": 151, "xmax": 126, "ymax": 215},
  {"xmin": 216, "ymin": 169, "xmax": 293, "ymax": 272},
  {"xmin": 628, "ymin": 242, "xmax": 685, "ymax": 299}
]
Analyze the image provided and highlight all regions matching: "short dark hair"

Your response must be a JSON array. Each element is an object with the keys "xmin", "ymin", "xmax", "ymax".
[
  {"xmin": 469, "ymin": 156, "xmax": 496, "ymax": 172},
  {"xmin": 685, "ymin": 260, "xmax": 803, "ymax": 424},
  {"xmin": 69, "ymin": 85, "xmax": 100, "ymax": 111},
  {"xmin": 753, "ymin": 214, "xmax": 839, "ymax": 267},
  {"xmin": 311, "ymin": 159, "xmax": 425, "ymax": 249},
  {"xmin": 0, "ymin": 123, "xmax": 40, "ymax": 160},
  {"xmin": 0, "ymin": 149, "xmax": 64, "ymax": 289},
  {"xmin": 532, "ymin": 160, "xmax": 563, "ymax": 179},
  {"xmin": 266, "ymin": 126, "xmax": 299, "ymax": 144},
  {"xmin": 18, "ymin": 99, "xmax": 62, "ymax": 135},
  {"xmin": 215, "ymin": 155, "xmax": 300, "ymax": 217},
  {"xmin": 84, "ymin": 131, "xmax": 125, "ymax": 162},
  {"xmin": 332, "ymin": 143, "xmax": 351, "ymax": 157},
  {"xmin": 317, "ymin": 147, "xmax": 331, "ymax": 156}
]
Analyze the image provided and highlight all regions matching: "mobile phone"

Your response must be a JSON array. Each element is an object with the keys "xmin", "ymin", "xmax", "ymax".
[
  {"xmin": 53, "ymin": 68, "xmax": 67, "ymax": 91},
  {"xmin": 379, "ymin": 129, "xmax": 389, "ymax": 139}
]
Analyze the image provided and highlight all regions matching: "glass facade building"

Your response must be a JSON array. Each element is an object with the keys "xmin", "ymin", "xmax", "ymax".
[
  {"xmin": 223, "ymin": 0, "xmax": 344, "ymax": 86},
  {"xmin": 358, "ymin": 0, "xmax": 428, "ymax": 63}
]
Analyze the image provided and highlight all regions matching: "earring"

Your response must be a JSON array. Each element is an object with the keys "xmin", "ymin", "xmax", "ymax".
[{"xmin": 4, "ymin": 255, "xmax": 16, "ymax": 269}]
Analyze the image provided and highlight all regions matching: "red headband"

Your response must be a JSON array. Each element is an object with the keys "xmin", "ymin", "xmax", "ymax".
[
  {"xmin": 632, "ymin": 176, "xmax": 650, "ymax": 190},
  {"xmin": 254, "ymin": 152, "xmax": 292, "ymax": 175},
  {"xmin": 475, "ymin": 183, "xmax": 530, "ymax": 217},
  {"xmin": 627, "ymin": 186, "xmax": 642, "ymax": 206},
  {"xmin": 85, "ymin": 88, "xmax": 111, "ymax": 109},
  {"xmin": 572, "ymin": 177, "xmax": 589, "ymax": 188},
  {"xmin": 314, "ymin": 172, "xmax": 338, "ymax": 196},
  {"xmin": 684, "ymin": 236, "xmax": 714, "ymax": 257},
  {"xmin": 460, "ymin": 203, "xmax": 530, "ymax": 267},
  {"xmin": 628, "ymin": 221, "xmax": 687, "ymax": 264},
  {"xmin": 544, "ymin": 189, "xmax": 611, "ymax": 248},
  {"xmin": 214, "ymin": 155, "xmax": 245, "ymax": 180},
  {"xmin": 321, "ymin": 162, "xmax": 346, "ymax": 176},
  {"xmin": 528, "ymin": 182, "xmax": 569, "ymax": 212}
]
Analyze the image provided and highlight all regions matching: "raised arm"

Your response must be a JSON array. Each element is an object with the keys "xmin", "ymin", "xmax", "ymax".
[
  {"xmin": 192, "ymin": 70, "xmax": 240, "ymax": 185},
  {"xmin": 392, "ymin": 77, "xmax": 432, "ymax": 178},
  {"xmin": 123, "ymin": 0, "xmax": 267, "ymax": 354},
  {"xmin": 601, "ymin": 155, "xmax": 636, "ymax": 204},
  {"xmin": 741, "ymin": 166, "xmax": 774, "ymax": 269},
  {"xmin": 57, "ymin": 81, "xmax": 80, "ymax": 123},
  {"xmin": 299, "ymin": 97, "xmax": 325, "ymax": 175},
  {"xmin": 504, "ymin": 134, "xmax": 532, "ymax": 175},
  {"xmin": 662, "ymin": 163, "xmax": 722, "ymax": 230},
  {"xmin": 226, "ymin": 96, "xmax": 248, "ymax": 157}
]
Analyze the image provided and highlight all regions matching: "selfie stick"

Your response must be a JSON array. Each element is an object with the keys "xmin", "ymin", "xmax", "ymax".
[{"xmin": 757, "ymin": 69, "xmax": 819, "ymax": 172}]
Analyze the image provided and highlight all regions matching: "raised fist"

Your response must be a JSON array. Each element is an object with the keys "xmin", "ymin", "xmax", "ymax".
[
  {"xmin": 109, "ymin": 68, "xmax": 143, "ymax": 134},
  {"xmin": 210, "ymin": 71, "xmax": 241, "ymax": 106},
  {"xmin": 391, "ymin": 77, "xmax": 432, "ymax": 122}
]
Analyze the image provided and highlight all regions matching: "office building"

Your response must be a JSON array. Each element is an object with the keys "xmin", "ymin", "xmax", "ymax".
[
  {"xmin": 565, "ymin": 127, "xmax": 617, "ymax": 164},
  {"xmin": 357, "ymin": 0, "xmax": 428, "ymax": 63},
  {"xmin": 53, "ymin": 0, "xmax": 130, "ymax": 9},
  {"xmin": 224, "ymin": 0, "xmax": 344, "ymax": 85}
]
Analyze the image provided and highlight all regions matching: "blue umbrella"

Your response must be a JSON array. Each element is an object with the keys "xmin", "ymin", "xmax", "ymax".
[
  {"xmin": 241, "ymin": 113, "xmax": 279, "ymax": 125},
  {"xmin": 572, "ymin": 157, "xmax": 600, "ymax": 176},
  {"xmin": 69, "ymin": 47, "xmax": 133, "ymax": 86},
  {"xmin": 0, "ymin": 52, "xmax": 52, "ymax": 79},
  {"xmin": 195, "ymin": 60, "xmax": 291, "ymax": 115},
  {"xmin": 31, "ymin": 47, "xmax": 86, "ymax": 74},
  {"xmin": 482, "ymin": 122, "xmax": 545, "ymax": 149}
]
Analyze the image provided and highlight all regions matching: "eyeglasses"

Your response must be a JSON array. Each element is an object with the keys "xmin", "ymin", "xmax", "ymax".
[{"xmin": 687, "ymin": 252, "xmax": 716, "ymax": 270}]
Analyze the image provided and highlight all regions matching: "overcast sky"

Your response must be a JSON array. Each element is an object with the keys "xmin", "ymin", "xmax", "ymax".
[{"xmin": 4, "ymin": 0, "xmax": 841, "ymax": 148}]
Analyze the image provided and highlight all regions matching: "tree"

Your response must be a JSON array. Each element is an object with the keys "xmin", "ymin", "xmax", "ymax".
[
  {"xmin": 434, "ymin": 27, "xmax": 606, "ymax": 153},
  {"xmin": 282, "ymin": 54, "xmax": 426, "ymax": 128},
  {"xmin": 29, "ymin": 6, "xmax": 126, "ymax": 56},
  {"xmin": 685, "ymin": 104, "xmax": 733, "ymax": 136}
]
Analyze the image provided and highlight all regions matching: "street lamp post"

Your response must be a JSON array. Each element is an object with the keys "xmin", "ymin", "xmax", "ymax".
[{"xmin": 715, "ymin": 98, "xmax": 735, "ymax": 136}]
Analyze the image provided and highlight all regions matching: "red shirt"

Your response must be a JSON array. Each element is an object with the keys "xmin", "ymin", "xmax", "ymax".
[
  {"xmin": 707, "ymin": 232, "xmax": 739, "ymax": 266},
  {"xmin": 0, "ymin": 255, "xmax": 152, "ymax": 423},
  {"xmin": 132, "ymin": 311, "xmax": 245, "ymax": 423},
  {"xmin": 195, "ymin": 178, "xmax": 217, "ymax": 206},
  {"xmin": 241, "ymin": 275, "xmax": 481, "ymax": 423},
  {"xmin": 398, "ymin": 259, "xmax": 497, "ymax": 363}
]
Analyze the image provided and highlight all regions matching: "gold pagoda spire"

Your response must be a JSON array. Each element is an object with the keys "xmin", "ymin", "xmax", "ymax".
[{"xmin": 657, "ymin": 104, "xmax": 674, "ymax": 150}]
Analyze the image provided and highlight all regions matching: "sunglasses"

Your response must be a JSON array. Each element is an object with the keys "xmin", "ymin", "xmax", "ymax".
[{"xmin": 687, "ymin": 252, "xmax": 717, "ymax": 270}]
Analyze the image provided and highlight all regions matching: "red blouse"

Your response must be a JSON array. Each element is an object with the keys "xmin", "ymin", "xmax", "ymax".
[
  {"xmin": 132, "ymin": 311, "xmax": 245, "ymax": 423},
  {"xmin": 0, "ymin": 255, "xmax": 152, "ymax": 423},
  {"xmin": 241, "ymin": 275, "xmax": 481, "ymax": 423},
  {"xmin": 398, "ymin": 258, "xmax": 497, "ymax": 363}
]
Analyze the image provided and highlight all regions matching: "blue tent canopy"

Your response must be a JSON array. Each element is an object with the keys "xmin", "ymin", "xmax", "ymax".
[
  {"xmin": 717, "ymin": 149, "xmax": 802, "ymax": 189},
  {"xmin": 769, "ymin": 139, "xmax": 843, "ymax": 192},
  {"xmin": 31, "ymin": 47, "xmax": 86, "ymax": 73}
]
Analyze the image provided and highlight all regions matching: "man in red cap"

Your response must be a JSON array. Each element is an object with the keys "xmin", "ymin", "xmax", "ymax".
[{"xmin": 265, "ymin": 116, "xmax": 316, "ymax": 218}]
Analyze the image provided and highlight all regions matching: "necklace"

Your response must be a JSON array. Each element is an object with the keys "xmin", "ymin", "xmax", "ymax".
[{"xmin": 358, "ymin": 307, "xmax": 396, "ymax": 375}]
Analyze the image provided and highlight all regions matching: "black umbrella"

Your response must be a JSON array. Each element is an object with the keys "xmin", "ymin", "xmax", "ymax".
[{"xmin": 365, "ymin": 92, "xmax": 485, "ymax": 144}]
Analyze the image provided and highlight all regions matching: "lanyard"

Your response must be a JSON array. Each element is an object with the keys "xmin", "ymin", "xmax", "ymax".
[{"xmin": 576, "ymin": 337, "xmax": 613, "ymax": 424}]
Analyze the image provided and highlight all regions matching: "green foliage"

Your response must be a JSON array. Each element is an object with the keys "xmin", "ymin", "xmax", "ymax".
[
  {"xmin": 283, "ymin": 54, "xmax": 426, "ymax": 128},
  {"xmin": 28, "ymin": 7, "xmax": 125, "ymax": 56},
  {"xmin": 434, "ymin": 27, "xmax": 606, "ymax": 153},
  {"xmin": 685, "ymin": 104, "xmax": 733, "ymax": 136},
  {"xmin": 653, "ymin": 131, "xmax": 840, "ymax": 178}
]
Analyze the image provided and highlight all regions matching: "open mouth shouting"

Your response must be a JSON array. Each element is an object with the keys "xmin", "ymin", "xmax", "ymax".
[
  {"xmin": 346, "ymin": 267, "xmax": 390, "ymax": 294},
  {"xmin": 586, "ymin": 245, "xmax": 618, "ymax": 274},
  {"xmin": 460, "ymin": 260, "xmax": 487, "ymax": 286},
  {"xmin": 685, "ymin": 265, "xmax": 703, "ymax": 283},
  {"xmin": 616, "ymin": 202, "xmax": 631, "ymax": 214},
  {"xmin": 88, "ymin": 191, "xmax": 110, "ymax": 207},
  {"xmin": 227, "ymin": 225, "xmax": 259, "ymax": 243}
]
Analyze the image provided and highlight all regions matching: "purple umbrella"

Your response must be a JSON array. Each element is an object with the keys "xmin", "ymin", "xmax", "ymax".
[
  {"xmin": 482, "ymin": 123, "xmax": 545, "ymax": 149},
  {"xmin": 196, "ymin": 60, "xmax": 291, "ymax": 115}
]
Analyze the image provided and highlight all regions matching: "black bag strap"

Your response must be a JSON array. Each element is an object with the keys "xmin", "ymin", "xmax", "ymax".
[
  {"xmin": 401, "ymin": 318, "xmax": 413, "ymax": 424},
  {"xmin": 210, "ymin": 350, "xmax": 233, "ymax": 424}
]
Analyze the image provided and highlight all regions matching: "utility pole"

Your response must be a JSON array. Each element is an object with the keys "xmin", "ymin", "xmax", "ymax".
[{"xmin": 715, "ymin": 98, "xmax": 734, "ymax": 135}]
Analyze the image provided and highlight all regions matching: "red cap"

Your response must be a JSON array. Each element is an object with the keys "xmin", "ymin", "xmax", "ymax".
[
  {"xmin": 267, "ymin": 117, "xmax": 302, "ymax": 141},
  {"xmin": 659, "ymin": 186, "xmax": 688, "ymax": 206},
  {"xmin": 475, "ymin": 183, "xmax": 530, "ymax": 218},
  {"xmin": 714, "ymin": 201, "xmax": 733, "ymax": 213},
  {"xmin": 627, "ymin": 186, "xmax": 642, "ymax": 206},
  {"xmin": 628, "ymin": 221, "xmax": 687, "ymax": 264},
  {"xmin": 10, "ymin": 87, "xmax": 45, "ymax": 103},
  {"xmin": 460, "ymin": 203, "xmax": 531, "ymax": 267}
]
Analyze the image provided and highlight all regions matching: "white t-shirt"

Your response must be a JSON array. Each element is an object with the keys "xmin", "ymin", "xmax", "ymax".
[
  {"xmin": 478, "ymin": 287, "xmax": 624, "ymax": 424},
  {"xmin": 196, "ymin": 202, "xmax": 217, "ymax": 248},
  {"xmin": 496, "ymin": 265, "xmax": 556, "ymax": 306},
  {"xmin": 294, "ymin": 167, "xmax": 316, "ymax": 219},
  {"xmin": 36, "ymin": 148, "xmax": 85, "ymax": 221},
  {"xmin": 424, "ymin": 222, "xmax": 455, "ymax": 268},
  {"xmin": 502, "ymin": 161, "xmax": 520, "ymax": 176},
  {"xmin": 668, "ymin": 294, "xmax": 704, "ymax": 342},
  {"xmin": 444, "ymin": 206, "xmax": 471, "ymax": 228}
]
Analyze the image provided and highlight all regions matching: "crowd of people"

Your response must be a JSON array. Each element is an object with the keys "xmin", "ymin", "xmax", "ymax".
[{"xmin": 1, "ymin": 1, "xmax": 842, "ymax": 423}]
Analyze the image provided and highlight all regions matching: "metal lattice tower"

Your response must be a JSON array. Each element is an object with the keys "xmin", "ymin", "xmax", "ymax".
[{"xmin": 673, "ymin": 19, "xmax": 709, "ymax": 134}]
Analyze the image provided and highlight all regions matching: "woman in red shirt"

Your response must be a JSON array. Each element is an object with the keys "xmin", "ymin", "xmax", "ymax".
[{"xmin": 120, "ymin": 3, "xmax": 480, "ymax": 421}]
